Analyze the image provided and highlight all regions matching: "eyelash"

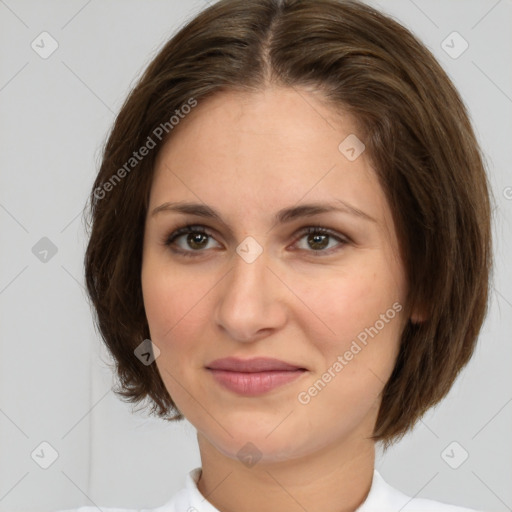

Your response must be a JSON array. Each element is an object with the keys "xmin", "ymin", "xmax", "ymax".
[{"xmin": 162, "ymin": 224, "xmax": 350, "ymax": 258}]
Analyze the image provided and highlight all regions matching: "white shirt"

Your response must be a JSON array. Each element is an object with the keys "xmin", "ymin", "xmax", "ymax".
[{"xmin": 59, "ymin": 467, "xmax": 480, "ymax": 512}]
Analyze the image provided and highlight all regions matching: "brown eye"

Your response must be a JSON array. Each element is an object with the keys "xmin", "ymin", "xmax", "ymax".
[
  {"xmin": 186, "ymin": 232, "xmax": 209, "ymax": 250},
  {"xmin": 307, "ymin": 232, "xmax": 330, "ymax": 251},
  {"xmin": 293, "ymin": 226, "xmax": 348, "ymax": 255},
  {"xmin": 164, "ymin": 225, "xmax": 221, "ymax": 256}
]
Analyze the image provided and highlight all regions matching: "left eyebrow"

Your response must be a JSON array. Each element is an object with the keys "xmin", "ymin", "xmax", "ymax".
[{"xmin": 151, "ymin": 200, "xmax": 377, "ymax": 224}]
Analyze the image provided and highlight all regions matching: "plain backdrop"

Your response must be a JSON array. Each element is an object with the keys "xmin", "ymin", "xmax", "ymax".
[{"xmin": 0, "ymin": 0, "xmax": 511, "ymax": 511}]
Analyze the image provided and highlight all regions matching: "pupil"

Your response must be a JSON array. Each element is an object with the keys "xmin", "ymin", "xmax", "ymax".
[
  {"xmin": 188, "ymin": 233, "xmax": 207, "ymax": 249},
  {"xmin": 309, "ymin": 233, "xmax": 328, "ymax": 250}
]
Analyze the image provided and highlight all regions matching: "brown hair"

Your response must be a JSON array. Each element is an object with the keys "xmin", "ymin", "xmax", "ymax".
[{"xmin": 84, "ymin": 0, "xmax": 492, "ymax": 446}]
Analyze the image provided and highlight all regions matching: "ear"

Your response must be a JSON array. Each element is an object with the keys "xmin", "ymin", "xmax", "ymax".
[{"xmin": 410, "ymin": 303, "xmax": 429, "ymax": 324}]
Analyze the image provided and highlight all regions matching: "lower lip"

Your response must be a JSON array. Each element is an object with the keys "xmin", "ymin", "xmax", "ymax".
[{"xmin": 207, "ymin": 369, "xmax": 306, "ymax": 396}]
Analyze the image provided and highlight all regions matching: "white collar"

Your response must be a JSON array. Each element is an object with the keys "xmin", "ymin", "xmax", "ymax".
[{"xmin": 154, "ymin": 466, "xmax": 477, "ymax": 512}]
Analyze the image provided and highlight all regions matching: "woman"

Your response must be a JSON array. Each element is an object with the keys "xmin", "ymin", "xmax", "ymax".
[{"xmin": 68, "ymin": 0, "xmax": 492, "ymax": 510}]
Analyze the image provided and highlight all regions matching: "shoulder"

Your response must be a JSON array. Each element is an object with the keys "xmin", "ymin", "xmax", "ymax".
[
  {"xmin": 55, "ymin": 509, "xmax": 135, "ymax": 512},
  {"xmin": 55, "ymin": 509, "xmax": 140, "ymax": 512},
  {"xmin": 52, "ymin": 471, "xmax": 197, "ymax": 512},
  {"xmin": 401, "ymin": 498, "xmax": 480, "ymax": 512},
  {"xmin": 366, "ymin": 471, "xmax": 481, "ymax": 512}
]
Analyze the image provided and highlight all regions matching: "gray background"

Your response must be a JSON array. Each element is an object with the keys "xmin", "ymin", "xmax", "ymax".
[{"xmin": 0, "ymin": 0, "xmax": 511, "ymax": 511}]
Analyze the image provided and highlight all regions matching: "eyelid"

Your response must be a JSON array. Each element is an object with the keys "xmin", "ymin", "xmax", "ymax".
[
  {"xmin": 293, "ymin": 225, "xmax": 351, "ymax": 244},
  {"xmin": 163, "ymin": 224, "xmax": 220, "ymax": 247},
  {"xmin": 289, "ymin": 226, "xmax": 350, "ymax": 256}
]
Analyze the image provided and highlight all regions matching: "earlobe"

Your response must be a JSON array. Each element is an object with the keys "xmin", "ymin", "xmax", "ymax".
[
  {"xmin": 410, "ymin": 314, "xmax": 424, "ymax": 324},
  {"xmin": 410, "ymin": 306, "xmax": 428, "ymax": 324},
  {"xmin": 407, "ymin": 298, "xmax": 429, "ymax": 324}
]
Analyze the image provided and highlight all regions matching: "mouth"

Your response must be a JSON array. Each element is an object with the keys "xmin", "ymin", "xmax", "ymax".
[
  {"xmin": 205, "ymin": 357, "xmax": 308, "ymax": 396},
  {"xmin": 206, "ymin": 356, "xmax": 307, "ymax": 373}
]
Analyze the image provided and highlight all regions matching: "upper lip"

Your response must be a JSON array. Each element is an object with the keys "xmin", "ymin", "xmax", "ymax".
[{"xmin": 206, "ymin": 357, "xmax": 306, "ymax": 373}]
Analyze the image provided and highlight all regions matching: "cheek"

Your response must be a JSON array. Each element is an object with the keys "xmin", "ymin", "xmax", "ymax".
[
  {"xmin": 141, "ymin": 263, "xmax": 211, "ymax": 410},
  {"xmin": 287, "ymin": 256, "xmax": 405, "ymax": 405},
  {"xmin": 292, "ymin": 270, "xmax": 404, "ymax": 435},
  {"xmin": 291, "ymin": 261, "xmax": 404, "ymax": 345},
  {"xmin": 142, "ymin": 259, "xmax": 210, "ymax": 343}
]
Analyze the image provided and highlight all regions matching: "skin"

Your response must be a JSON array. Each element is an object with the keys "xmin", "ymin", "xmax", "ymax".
[{"xmin": 141, "ymin": 86, "xmax": 415, "ymax": 512}]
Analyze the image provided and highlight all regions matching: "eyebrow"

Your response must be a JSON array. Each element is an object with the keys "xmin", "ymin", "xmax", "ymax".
[{"xmin": 151, "ymin": 200, "xmax": 376, "ymax": 225}]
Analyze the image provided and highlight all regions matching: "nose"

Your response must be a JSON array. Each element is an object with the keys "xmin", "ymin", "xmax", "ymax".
[{"xmin": 214, "ymin": 247, "xmax": 287, "ymax": 343}]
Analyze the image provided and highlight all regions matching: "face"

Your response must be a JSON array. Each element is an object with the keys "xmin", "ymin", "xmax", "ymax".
[{"xmin": 141, "ymin": 86, "xmax": 409, "ymax": 463}]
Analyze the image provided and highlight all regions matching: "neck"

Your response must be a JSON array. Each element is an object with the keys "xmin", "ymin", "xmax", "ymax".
[{"xmin": 196, "ymin": 432, "xmax": 375, "ymax": 512}]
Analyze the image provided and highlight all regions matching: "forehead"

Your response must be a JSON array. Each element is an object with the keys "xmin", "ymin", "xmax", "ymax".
[
  {"xmin": 150, "ymin": 87, "xmax": 387, "ymax": 226},
  {"xmin": 156, "ymin": 86, "xmax": 363, "ymax": 170}
]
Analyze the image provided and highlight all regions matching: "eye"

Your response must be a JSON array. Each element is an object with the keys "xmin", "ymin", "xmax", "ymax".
[
  {"xmin": 163, "ymin": 224, "xmax": 349, "ymax": 258},
  {"xmin": 163, "ymin": 225, "xmax": 221, "ymax": 257},
  {"xmin": 291, "ymin": 226, "xmax": 348, "ymax": 256}
]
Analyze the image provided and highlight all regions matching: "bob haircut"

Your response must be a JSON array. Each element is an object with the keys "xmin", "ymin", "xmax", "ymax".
[{"xmin": 84, "ymin": 0, "xmax": 492, "ymax": 446}]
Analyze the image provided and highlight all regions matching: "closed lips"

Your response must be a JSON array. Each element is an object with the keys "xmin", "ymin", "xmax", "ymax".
[{"xmin": 206, "ymin": 357, "xmax": 307, "ymax": 373}]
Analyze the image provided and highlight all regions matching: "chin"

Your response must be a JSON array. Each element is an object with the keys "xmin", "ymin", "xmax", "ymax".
[{"xmin": 197, "ymin": 416, "xmax": 335, "ymax": 468}]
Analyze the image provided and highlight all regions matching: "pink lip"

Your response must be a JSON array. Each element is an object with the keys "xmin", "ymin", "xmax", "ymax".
[
  {"xmin": 207, "ymin": 357, "xmax": 305, "ymax": 372},
  {"xmin": 206, "ymin": 357, "xmax": 307, "ymax": 396}
]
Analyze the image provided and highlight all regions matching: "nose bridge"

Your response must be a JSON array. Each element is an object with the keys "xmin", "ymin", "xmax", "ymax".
[
  {"xmin": 214, "ymin": 239, "xmax": 284, "ymax": 341},
  {"xmin": 225, "ymin": 242, "xmax": 269, "ymax": 307}
]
